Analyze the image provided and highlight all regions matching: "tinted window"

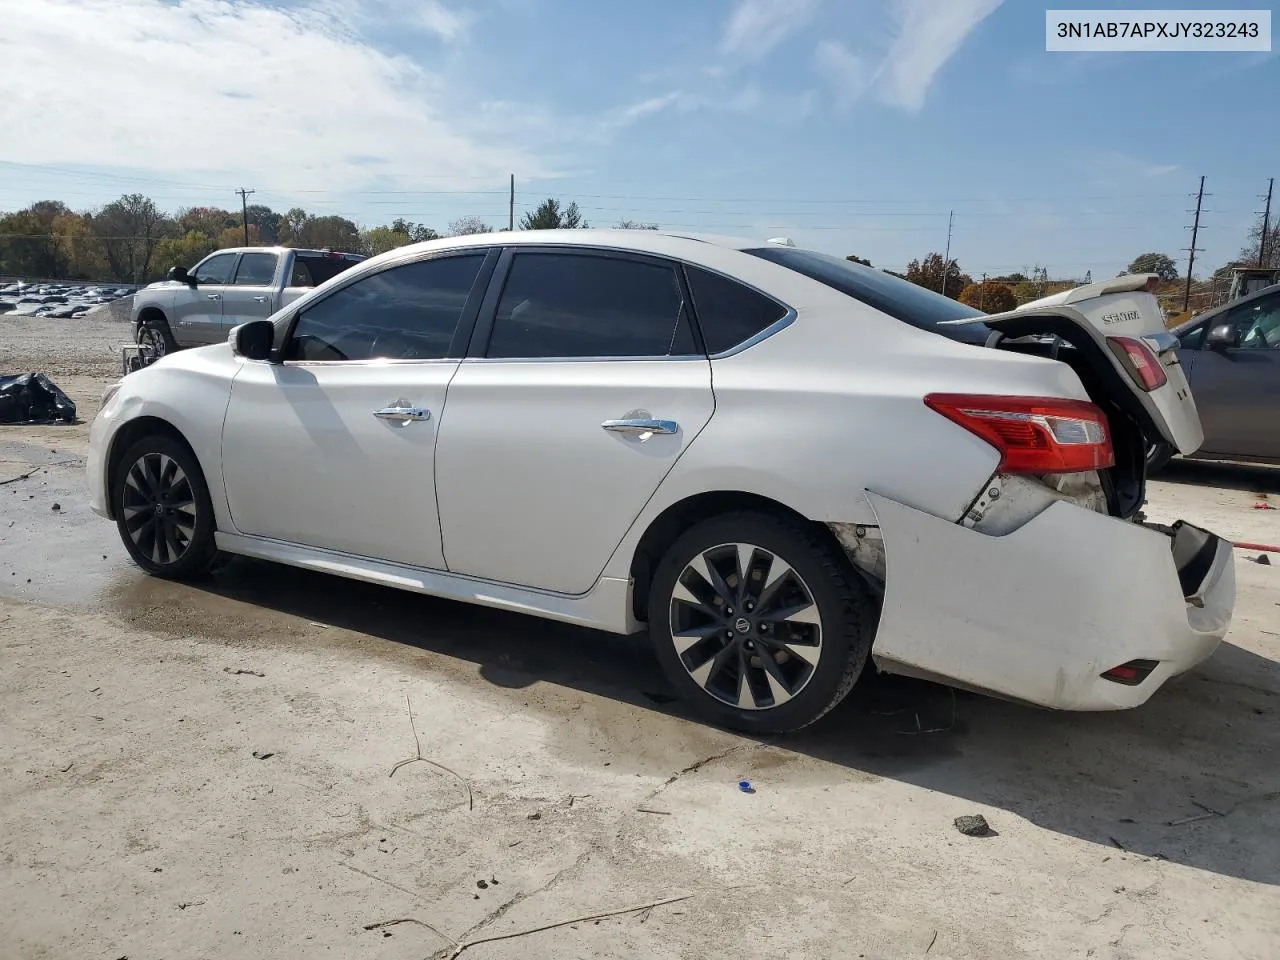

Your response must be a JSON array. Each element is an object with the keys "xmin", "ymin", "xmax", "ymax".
[
  {"xmin": 290, "ymin": 255, "xmax": 361, "ymax": 288},
  {"xmin": 685, "ymin": 266, "xmax": 788, "ymax": 354},
  {"xmin": 232, "ymin": 252, "xmax": 278, "ymax": 285},
  {"xmin": 487, "ymin": 253, "xmax": 691, "ymax": 359},
  {"xmin": 285, "ymin": 255, "xmax": 484, "ymax": 362},
  {"xmin": 745, "ymin": 246, "xmax": 985, "ymax": 334},
  {"xmin": 1223, "ymin": 292, "xmax": 1280, "ymax": 349},
  {"xmin": 1179, "ymin": 323, "xmax": 1206, "ymax": 350},
  {"xmin": 193, "ymin": 253, "xmax": 237, "ymax": 285}
]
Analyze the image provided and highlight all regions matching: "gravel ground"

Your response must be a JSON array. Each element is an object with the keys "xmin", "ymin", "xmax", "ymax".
[{"xmin": 1, "ymin": 323, "xmax": 1279, "ymax": 960}]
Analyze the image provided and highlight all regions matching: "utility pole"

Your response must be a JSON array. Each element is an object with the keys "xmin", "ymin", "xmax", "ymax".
[
  {"xmin": 1258, "ymin": 177, "xmax": 1274, "ymax": 267},
  {"xmin": 979, "ymin": 271, "xmax": 986, "ymax": 310},
  {"xmin": 509, "ymin": 174, "xmax": 515, "ymax": 231},
  {"xmin": 1182, "ymin": 176, "xmax": 1207, "ymax": 312},
  {"xmin": 940, "ymin": 209, "xmax": 954, "ymax": 297},
  {"xmin": 235, "ymin": 187, "xmax": 255, "ymax": 245}
]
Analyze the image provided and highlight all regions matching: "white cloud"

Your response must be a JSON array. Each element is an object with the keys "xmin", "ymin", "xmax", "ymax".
[
  {"xmin": 721, "ymin": 0, "xmax": 819, "ymax": 59},
  {"xmin": 875, "ymin": 0, "xmax": 1004, "ymax": 109},
  {"xmin": 616, "ymin": 92, "xmax": 684, "ymax": 125},
  {"xmin": 814, "ymin": 40, "xmax": 870, "ymax": 107},
  {"xmin": 0, "ymin": 0, "xmax": 544, "ymax": 195},
  {"xmin": 814, "ymin": 0, "xmax": 1003, "ymax": 111}
]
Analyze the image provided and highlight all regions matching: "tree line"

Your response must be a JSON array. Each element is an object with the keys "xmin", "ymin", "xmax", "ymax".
[
  {"xmin": 0, "ymin": 195, "xmax": 647, "ymax": 284},
  {"xmin": 5, "ymin": 190, "xmax": 1273, "ymax": 311}
]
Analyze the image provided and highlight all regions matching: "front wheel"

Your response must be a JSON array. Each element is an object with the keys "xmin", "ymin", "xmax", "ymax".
[
  {"xmin": 647, "ymin": 512, "xmax": 876, "ymax": 734},
  {"xmin": 112, "ymin": 435, "xmax": 218, "ymax": 579},
  {"xmin": 1146, "ymin": 442, "xmax": 1175, "ymax": 474},
  {"xmin": 137, "ymin": 317, "xmax": 178, "ymax": 357}
]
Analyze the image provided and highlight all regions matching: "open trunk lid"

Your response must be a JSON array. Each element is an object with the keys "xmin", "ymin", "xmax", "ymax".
[{"xmin": 958, "ymin": 274, "xmax": 1203, "ymax": 455}]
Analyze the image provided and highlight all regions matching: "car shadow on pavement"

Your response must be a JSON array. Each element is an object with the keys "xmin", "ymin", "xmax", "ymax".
[
  {"xmin": 175, "ymin": 555, "xmax": 1280, "ymax": 888},
  {"xmin": 1152, "ymin": 458, "xmax": 1280, "ymax": 493}
]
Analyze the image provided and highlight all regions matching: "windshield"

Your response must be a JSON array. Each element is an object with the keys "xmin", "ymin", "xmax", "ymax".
[{"xmin": 745, "ymin": 246, "xmax": 988, "ymax": 336}]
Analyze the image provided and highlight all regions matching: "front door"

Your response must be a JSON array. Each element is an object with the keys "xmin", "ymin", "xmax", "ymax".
[
  {"xmin": 173, "ymin": 251, "xmax": 237, "ymax": 344},
  {"xmin": 1185, "ymin": 291, "xmax": 1280, "ymax": 460},
  {"xmin": 435, "ymin": 248, "xmax": 715, "ymax": 594},
  {"xmin": 221, "ymin": 250, "xmax": 280, "ymax": 332},
  {"xmin": 220, "ymin": 251, "xmax": 493, "ymax": 568}
]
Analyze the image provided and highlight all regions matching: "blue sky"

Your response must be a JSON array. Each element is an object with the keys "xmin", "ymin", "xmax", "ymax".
[{"xmin": 0, "ymin": 0, "xmax": 1275, "ymax": 277}]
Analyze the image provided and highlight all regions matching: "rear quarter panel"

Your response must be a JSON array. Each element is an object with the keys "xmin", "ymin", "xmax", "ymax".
[{"xmin": 600, "ymin": 289, "xmax": 1091, "ymax": 581}]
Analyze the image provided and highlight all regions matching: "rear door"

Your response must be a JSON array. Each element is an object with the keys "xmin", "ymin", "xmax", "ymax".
[
  {"xmin": 1182, "ymin": 290, "xmax": 1280, "ymax": 460},
  {"xmin": 173, "ymin": 251, "xmax": 237, "ymax": 344},
  {"xmin": 434, "ymin": 247, "xmax": 715, "ymax": 594},
  {"xmin": 221, "ymin": 250, "xmax": 280, "ymax": 332},
  {"xmin": 985, "ymin": 287, "xmax": 1204, "ymax": 454}
]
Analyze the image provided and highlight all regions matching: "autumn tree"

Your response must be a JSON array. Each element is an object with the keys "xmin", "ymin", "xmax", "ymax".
[
  {"xmin": 362, "ymin": 225, "xmax": 412, "ymax": 256},
  {"xmin": 448, "ymin": 216, "xmax": 493, "ymax": 236},
  {"xmin": 217, "ymin": 224, "xmax": 263, "ymax": 249},
  {"xmin": 390, "ymin": 218, "xmax": 440, "ymax": 242},
  {"xmin": 178, "ymin": 206, "xmax": 237, "ymax": 238},
  {"xmin": 1238, "ymin": 219, "xmax": 1280, "ymax": 269},
  {"xmin": 958, "ymin": 281, "xmax": 1017, "ymax": 314},
  {"xmin": 1126, "ymin": 252, "xmax": 1178, "ymax": 281},
  {"xmin": 152, "ymin": 231, "xmax": 218, "ymax": 277},
  {"xmin": 904, "ymin": 252, "xmax": 971, "ymax": 298},
  {"xmin": 244, "ymin": 204, "xmax": 281, "ymax": 244},
  {"xmin": 91, "ymin": 193, "xmax": 172, "ymax": 283},
  {"xmin": 520, "ymin": 198, "xmax": 588, "ymax": 230}
]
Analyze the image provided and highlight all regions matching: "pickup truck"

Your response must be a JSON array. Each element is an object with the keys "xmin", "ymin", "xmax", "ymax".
[{"xmin": 132, "ymin": 246, "xmax": 366, "ymax": 357}]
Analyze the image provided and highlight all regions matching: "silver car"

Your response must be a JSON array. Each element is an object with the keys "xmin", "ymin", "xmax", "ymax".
[{"xmin": 1154, "ymin": 283, "xmax": 1280, "ymax": 467}]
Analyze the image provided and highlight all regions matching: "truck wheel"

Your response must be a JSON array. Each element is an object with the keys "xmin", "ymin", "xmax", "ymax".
[
  {"xmin": 138, "ymin": 317, "xmax": 178, "ymax": 357},
  {"xmin": 648, "ymin": 512, "xmax": 876, "ymax": 734}
]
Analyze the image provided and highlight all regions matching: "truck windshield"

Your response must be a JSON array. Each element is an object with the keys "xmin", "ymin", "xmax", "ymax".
[{"xmin": 744, "ymin": 246, "xmax": 987, "ymax": 335}]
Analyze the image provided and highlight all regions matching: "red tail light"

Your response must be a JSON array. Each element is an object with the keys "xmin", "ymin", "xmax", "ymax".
[
  {"xmin": 1107, "ymin": 336, "xmax": 1167, "ymax": 392},
  {"xmin": 924, "ymin": 394, "xmax": 1115, "ymax": 474}
]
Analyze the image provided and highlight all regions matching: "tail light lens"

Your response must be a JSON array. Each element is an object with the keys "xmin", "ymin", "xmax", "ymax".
[
  {"xmin": 1107, "ymin": 336, "xmax": 1167, "ymax": 392},
  {"xmin": 924, "ymin": 394, "xmax": 1115, "ymax": 474}
]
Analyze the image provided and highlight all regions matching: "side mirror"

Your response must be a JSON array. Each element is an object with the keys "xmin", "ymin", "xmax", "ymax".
[
  {"xmin": 1206, "ymin": 323, "xmax": 1239, "ymax": 351},
  {"xmin": 168, "ymin": 265, "xmax": 195, "ymax": 286},
  {"xmin": 229, "ymin": 320, "xmax": 275, "ymax": 361}
]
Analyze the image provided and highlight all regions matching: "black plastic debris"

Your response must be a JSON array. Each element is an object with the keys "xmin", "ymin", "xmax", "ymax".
[{"xmin": 0, "ymin": 373, "xmax": 76, "ymax": 424}]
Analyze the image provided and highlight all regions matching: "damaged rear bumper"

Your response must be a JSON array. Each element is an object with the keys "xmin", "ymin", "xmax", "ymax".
[{"xmin": 854, "ymin": 493, "xmax": 1235, "ymax": 711}]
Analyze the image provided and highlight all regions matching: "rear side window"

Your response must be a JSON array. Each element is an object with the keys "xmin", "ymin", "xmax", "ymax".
[
  {"xmin": 290, "ymin": 255, "xmax": 361, "ymax": 288},
  {"xmin": 232, "ymin": 252, "xmax": 278, "ymax": 285},
  {"xmin": 284, "ymin": 254, "xmax": 484, "ymax": 362},
  {"xmin": 745, "ymin": 246, "xmax": 984, "ymax": 334},
  {"xmin": 486, "ymin": 252, "xmax": 694, "ymax": 359},
  {"xmin": 685, "ymin": 266, "xmax": 788, "ymax": 354}
]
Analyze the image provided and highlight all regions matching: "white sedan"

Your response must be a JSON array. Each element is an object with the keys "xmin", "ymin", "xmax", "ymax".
[{"xmin": 87, "ymin": 231, "xmax": 1236, "ymax": 732}]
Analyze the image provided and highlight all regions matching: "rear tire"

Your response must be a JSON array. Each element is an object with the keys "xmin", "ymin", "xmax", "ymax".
[
  {"xmin": 1146, "ymin": 442, "xmax": 1175, "ymax": 474},
  {"xmin": 112, "ymin": 435, "xmax": 218, "ymax": 580},
  {"xmin": 647, "ymin": 512, "xmax": 875, "ymax": 734}
]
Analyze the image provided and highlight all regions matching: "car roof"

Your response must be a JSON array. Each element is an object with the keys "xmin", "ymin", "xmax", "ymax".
[{"xmin": 387, "ymin": 229, "xmax": 772, "ymax": 260}]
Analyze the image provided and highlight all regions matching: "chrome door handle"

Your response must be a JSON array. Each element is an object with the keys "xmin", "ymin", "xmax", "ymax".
[
  {"xmin": 601, "ymin": 418, "xmax": 678, "ymax": 439},
  {"xmin": 252, "ymin": 295, "xmax": 268, "ymax": 303},
  {"xmin": 206, "ymin": 294, "xmax": 221, "ymax": 301},
  {"xmin": 374, "ymin": 406, "xmax": 431, "ymax": 423}
]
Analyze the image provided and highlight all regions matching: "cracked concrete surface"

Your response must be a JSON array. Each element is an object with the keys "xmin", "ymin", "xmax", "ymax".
[{"xmin": 2, "ymin": 317, "xmax": 1280, "ymax": 958}]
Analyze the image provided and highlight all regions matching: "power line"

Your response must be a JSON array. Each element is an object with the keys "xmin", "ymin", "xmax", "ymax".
[
  {"xmin": 1183, "ymin": 176, "xmax": 1208, "ymax": 311},
  {"xmin": 1258, "ymin": 177, "xmax": 1274, "ymax": 267},
  {"xmin": 235, "ymin": 187, "xmax": 255, "ymax": 245}
]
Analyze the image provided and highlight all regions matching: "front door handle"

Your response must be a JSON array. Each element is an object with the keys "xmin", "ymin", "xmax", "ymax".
[
  {"xmin": 601, "ymin": 418, "xmax": 678, "ymax": 440},
  {"xmin": 374, "ymin": 406, "xmax": 431, "ymax": 423},
  {"xmin": 252, "ymin": 295, "xmax": 269, "ymax": 303},
  {"xmin": 206, "ymin": 294, "xmax": 221, "ymax": 301}
]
